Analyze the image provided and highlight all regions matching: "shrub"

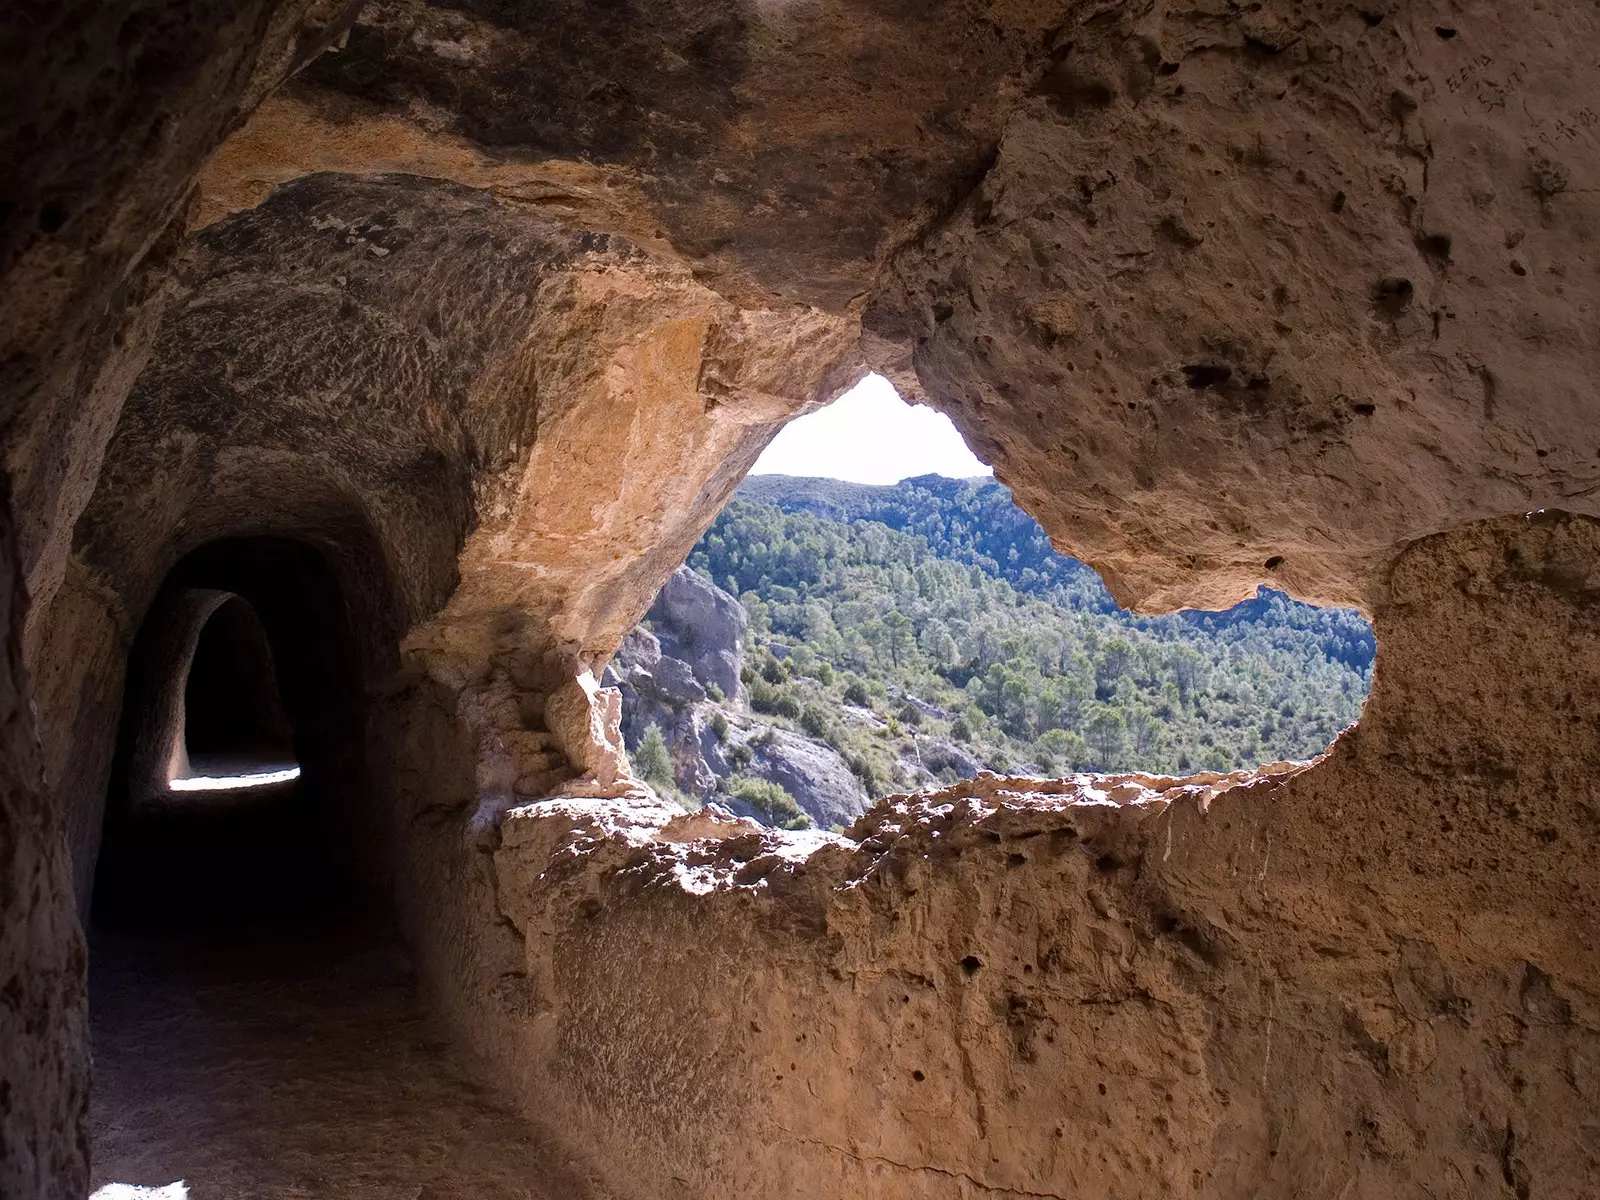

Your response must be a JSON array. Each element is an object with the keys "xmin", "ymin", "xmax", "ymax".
[
  {"xmin": 1035, "ymin": 728, "xmax": 1090, "ymax": 772},
  {"xmin": 754, "ymin": 689, "xmax": 802, "ymax": 720},
  {"xmin": 950, "ymin": 716, "xmax": 972, "ymax": 742},
  {"xmin": 897, "ymin": 702, "xmax": 922, "ymax": 727},
  {"xmin": 842, "ymin": 677, "xmax": 871, "ymax": 707},
  {"xmin": 729, "ymin": 776, "xmax": 811, "ymax": 830},
  {"xmin": 847, "ymin": 754, "xmax": 881, "ymax": 796},
  {"xmin": 800, "ymin": 703, "xmax": 832, "ymax": 740},
  {"xmin": 705, "ymin": 682, "xmax": 725, "ymax": 702},
  {"xmin": 709, "ymin": 711, "xmax": 730, "ymax": 742},
  {"xmin": 633, "ymin": 724, "xmax": 674, "ymax": 788}
]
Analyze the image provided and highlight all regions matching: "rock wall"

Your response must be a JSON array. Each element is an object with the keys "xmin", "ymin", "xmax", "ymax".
[
  {"xmin": 0, "ymin": 491, "xmax": 86, "ymax": 1200},
  {"xmin": 37, "ymin": 166, "xmax": 848, "ymax": 875},
  {"xmin": 5, "ymin": 1, "xmax": 1600, "ymax": 1197},
  {"xmin": 1, "ymin": 6, "xmax": 356, "ymax": 1195},
  {"xmin": 404, "ymin": 512, "xmax": 1600, "ymax": 1199},
  {"xmin": 869, "ymin": 1, "xmax": 1600, "ymax": 613},
  {"xmin": 2, "ymin": 0, "xmax": 360, "ymax": 634}
]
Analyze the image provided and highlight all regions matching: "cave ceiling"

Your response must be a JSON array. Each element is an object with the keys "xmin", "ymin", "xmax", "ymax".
[{"xmin": 157, "ymin": 0, "xmax": 1600, "ymax": 620}]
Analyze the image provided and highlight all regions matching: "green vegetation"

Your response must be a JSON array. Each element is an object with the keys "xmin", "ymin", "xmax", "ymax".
[
  {"xmin": 689, "ymin": 476, "xmax": 1372, "ymax": 790},
  {"xmin": 728, "ymin": 776, "xmax": 811, "ymax": 830},
  {"xmin": 634, "ymin": 723, "xmax": 674, "ymax": 788}
]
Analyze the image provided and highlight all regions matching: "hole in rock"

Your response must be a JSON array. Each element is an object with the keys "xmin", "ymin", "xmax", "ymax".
[
  {"xmin": 613, "ymin": 374, "xmax": 1374, "ymax": 833},
  {"xmin": 168, "ymin": 594, "xmax": 299, "ymax": 791},
  {"xmin": 89, "ymin": 538, "xmax": 574, "ymax": 1197}
]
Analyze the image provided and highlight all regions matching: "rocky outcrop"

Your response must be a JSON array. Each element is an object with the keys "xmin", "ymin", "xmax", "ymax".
[
  {"xmin": 739, "ymin": 727, "xmax": 868, "ymax": 830},
  {"xmin": 909, "ymin": 735, "xmax": 985, "ymax": 783},
  {"xmin": 648, "ymin": 568, "xmax": 748, "ymax": 705},
  {"xmin": 695, "ymin": 720, "xmax": 870, "ymax": 831},
  {"xmin": 611, "ymin": 568, "xmax": 870, "ymax": 827}
]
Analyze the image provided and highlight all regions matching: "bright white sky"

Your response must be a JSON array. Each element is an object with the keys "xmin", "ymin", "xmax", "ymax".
[{"xmin": 750, "ymin": 373, "xmax": 992, "ymax": 485}]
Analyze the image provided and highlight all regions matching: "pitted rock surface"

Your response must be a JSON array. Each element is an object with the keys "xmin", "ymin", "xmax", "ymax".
[{"xmin": 5, "ymin": 4, "xmax": 1600, "ymax": 1198}]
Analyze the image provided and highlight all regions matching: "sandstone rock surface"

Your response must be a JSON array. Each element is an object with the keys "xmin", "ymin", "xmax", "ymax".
[
  {"xmin": 443, "ymin": 514, "xmax": 1600, "ymax": 1200},
  {"xmin": 4, "ymin": 3, "xmax": 1600, "ymax": 1198},
  {"xmin": 870, "ymin": 3, "xmax": 1600, "ymax": 612}
]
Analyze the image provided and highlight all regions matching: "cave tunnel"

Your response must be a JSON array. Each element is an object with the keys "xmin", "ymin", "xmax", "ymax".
[
  {"xmin": 85, "ymin": 536, "xmax": 576, "ymax": 1197},
  {"xmin": 93, "ymin": 537, "xmax": 367, "ymax": 930},
  {"xmin": 173, "ymin": 593, "xmax": 298, "ymax": 788}
]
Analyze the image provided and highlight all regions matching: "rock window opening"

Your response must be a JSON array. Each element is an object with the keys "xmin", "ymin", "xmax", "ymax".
[{"xmin": 614, "ymin": 373, "xmax": 1375, "ymax": 831}]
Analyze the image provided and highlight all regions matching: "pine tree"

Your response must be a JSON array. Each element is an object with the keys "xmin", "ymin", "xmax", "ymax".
[{"xmin": 634, "ymin": 724, "xmax": 674, "ymax": 788}]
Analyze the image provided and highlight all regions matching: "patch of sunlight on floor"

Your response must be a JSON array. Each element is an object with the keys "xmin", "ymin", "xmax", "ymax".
[
  {"xmin": 91, "ymin": 1184, "xmax": 188, "ymax": 1200},
  {"xmin": 168, "ymin": 766, "xmax": 300, "ymax": 791}
]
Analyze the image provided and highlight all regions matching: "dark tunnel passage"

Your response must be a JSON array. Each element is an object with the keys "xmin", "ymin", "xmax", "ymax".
[
  {"xmin": 94, "ymin": 537, "xmax": 369, "ymax": 930},
  {"xmin": 177, "ymin": 594, "xmax": 298, "ymax": 785},
  {"xmin": 86, "ymin": 537, "xmax": 588, "ymax": 1198}
]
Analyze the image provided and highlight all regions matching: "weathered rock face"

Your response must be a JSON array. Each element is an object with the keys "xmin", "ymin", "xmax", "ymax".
[
  {"xmin": 2, "ymin": 7, "xmax": 356, "ymax": 1196},
  {"xmin": 869, "ymin": 2, "xmax": 1600, "ymax": 613},
  {"xmin": 0, "ymin": 501, "xmax": 86, "ymax": 1200},
  {"xmin": 2, "ymin": 0, "xmax": 361, "ymax": 636},
  {"xmin": 612, "ymin": 568, "xmax": 870, "ymax": 826},
  {"xmin": 913, "ymin": 735, "xmax": 985, "ymax": 783},
  {"xmin": 649, "ymin": 567, "xmax": 748, "ymax": 706},
  {"xmin": 5, "ymin": 2, "xmax": 1600, "ymax": 1198},
  {"xmin": 739, "ymin": 726, "xmax": 869, "ymax": 830},
  {"xmin": 40, "ymin": 168, "xmax": 853, "ymax": 886},
  {"xmin": 424, "ymin": 513, "xmax": 1600, "ymax": 1199},
  {"xmin": 204, "ymin": 0, "xmax": 1066, "ymax": 310}
]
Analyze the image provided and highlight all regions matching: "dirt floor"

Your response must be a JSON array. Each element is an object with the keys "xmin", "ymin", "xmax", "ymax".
[{"xmin": 88, "ymin": 787, "xmax": 601, "ymax": 1200}]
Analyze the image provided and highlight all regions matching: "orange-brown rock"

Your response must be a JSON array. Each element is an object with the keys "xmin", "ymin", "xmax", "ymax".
[
  {"xmin": 423, "ymin": 513, "xmax": 1600, "ymax": 1199},
  {"xmin": 4, "ymin": 2, "xmax": 1600, "ymax": 1198},
  {"xmin": 871, "ymin": 3, "xmax": 1600, "ymax": 613}
]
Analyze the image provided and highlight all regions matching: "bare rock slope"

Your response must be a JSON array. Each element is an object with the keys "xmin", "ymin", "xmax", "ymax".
[{"xmin": 610, "ymin": 567, "xmax": 871, "ymax": 829}]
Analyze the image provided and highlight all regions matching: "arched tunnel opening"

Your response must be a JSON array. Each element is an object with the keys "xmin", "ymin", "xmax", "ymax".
[
  {"xmin": 171, "ymin": 593, "xmax": 299, "ymax": 790},
  {"xmin": 93, "ymin": 537, "xmax": 365, "ymax": 930},
  {"xmin": 86, "ymin": 536, "xmax": 583, "ymax": 1197}
]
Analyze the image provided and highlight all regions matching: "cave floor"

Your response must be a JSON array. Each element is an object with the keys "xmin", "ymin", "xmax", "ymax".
[
  {"xmin": 89, "ymin": 912, "xmax": 599, "ymax": 1200},
  {"xmin": 88, "ymin": 793, "xmax": 598, "ymax": 1200}
]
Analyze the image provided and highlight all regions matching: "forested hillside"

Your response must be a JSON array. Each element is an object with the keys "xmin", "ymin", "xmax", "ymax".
[{"xmin": 682, "ymin": 475, "xmax": 1372, "ymax": 788}]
